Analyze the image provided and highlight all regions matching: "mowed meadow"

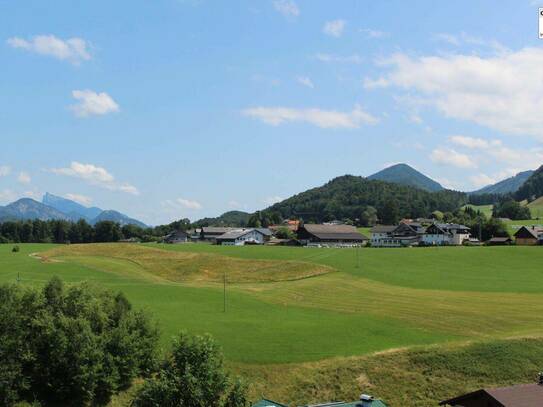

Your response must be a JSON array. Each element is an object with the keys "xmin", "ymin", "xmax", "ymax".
[{"xmin": 2, "ymin": 243, "xmax": 543, "ymax": 405}]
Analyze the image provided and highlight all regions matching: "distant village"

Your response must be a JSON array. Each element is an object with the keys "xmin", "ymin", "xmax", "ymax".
[{"xmin": 162, "ymin": 219, "xmax": 543, "ymax": 247}]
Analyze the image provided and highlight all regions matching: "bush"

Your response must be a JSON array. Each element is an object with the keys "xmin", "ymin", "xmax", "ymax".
[
  {"xmin": 132, "ymin": 332, "xmax": 249, "ymax": 407},
  {"xmin": 0, "ymin": 277, "xmax": 159, "ymax": 406},
  {"xmin": 12, "ymin": 245, "xmax": 20, "ymax": 253}
]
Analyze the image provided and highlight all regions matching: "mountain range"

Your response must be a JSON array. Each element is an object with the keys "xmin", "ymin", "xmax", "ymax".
[
  {"xmin": 0, "ymin": 193, "xmax": 147, "ymax": 227},
  {"xmin": 471, "ymin": 170, "xmax": 534, "ymax": 195}
]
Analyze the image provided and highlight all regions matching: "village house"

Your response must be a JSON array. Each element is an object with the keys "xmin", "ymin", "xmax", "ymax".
[
  {"xmin": 215, "ymin": 228, "xmax": 268, "ymax": 246},
  {"xmin": 200, "ymin": 227, "xmax": 238, "ymax": 242},
  {"xmin": 421, "ymin": 223, "xmax": 471, "ymax": 246},
  {"xmin": 370, "ymin": 222, "xmax": 426, "ymax": 247},
  {"xmin": 252, "ymin": 394, "xmax": 388, "ymax": 407},
  {"xmin": 440, "ymin": 376, "xmax": 543, "ymax": 406},
  {"xmin": 514, "ymin": 225, "xmax": 543, "ymax": 245},
  {"xmin": 297, "ymin": 224, "xmax": 368, "ymax": 247},
  {"xmin": 162, "ymin": 230, "xmax": 189, "ymax": 244},
  {"xmin": 487, "ymin": 236, "xmax": 513, "ymax": 246}
]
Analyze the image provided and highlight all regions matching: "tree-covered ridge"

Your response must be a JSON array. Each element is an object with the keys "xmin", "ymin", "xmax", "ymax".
[
  {"xmin": 263, "ymin": 175, "xmax": 467, "ymax": 224},
  {"xmin": 193, "ymin": 211, "xmax": 251, "ymax": 227},
  {"xmin": 368, "ymin": 163, "xmax": 444, "ymax": 192},
  {"xmin": 515, "ymin": 164, "xmax": 543, "ymax": 201}
]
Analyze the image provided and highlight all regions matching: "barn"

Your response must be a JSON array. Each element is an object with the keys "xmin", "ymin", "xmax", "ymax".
[
  {"xmin": 297, "ymin": 224, "xmax": 368, "ymax": 247},
  {"xmin": 514, "ymin": 225, "xmax": 543, "ymax": 245}
]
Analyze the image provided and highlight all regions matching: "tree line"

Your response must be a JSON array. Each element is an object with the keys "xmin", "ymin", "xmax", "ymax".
[
  {"xmin": 0, "ymin": 218, "xmax": 193, "ymax": 244},
  {"xmin": 1, "ymin": 277, "xmax": 249, "ymax": 407}
]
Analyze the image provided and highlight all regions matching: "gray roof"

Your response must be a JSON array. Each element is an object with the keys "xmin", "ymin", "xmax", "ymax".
[
  {"xmin": 302, "ymin": 224, "xmax": 368, "ymax": 240},
  {"xmin": 201, "ymin": 227, "xmax": 237, "ymax": 234},
  {"xmin": 255, "ymin": 228, "xmax": 273, "ymax": 236},
  {"xmin": 433, "ymin": 223, "xmax": 470, "ymax": 232},
  {"xmin": 215, "ymin": 228, "xmax": 266, "ymax": 240}
]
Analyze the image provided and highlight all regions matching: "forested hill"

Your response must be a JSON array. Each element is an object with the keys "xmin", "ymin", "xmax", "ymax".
[
  {"xmin": 263, "ymin": 175, "xmax": 467, "ymax": 224},
  {"xmin": 473, "ymin": 170, "xmax": 534, "ymax": 195},
  {"xmin": 193, "ymin": 210, "xmax": 251, "ymax": 227},
  {"xmin": 515, "ymin": 165, "xmax": 543, "ymax": 201},
  {"xmin": 368, "ymin": 163, "xmax": 444, "ymax": 192}
]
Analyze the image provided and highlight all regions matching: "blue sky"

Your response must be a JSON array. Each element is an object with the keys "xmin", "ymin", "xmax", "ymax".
[{"xmin": 1, "ymin": 0, "xmax": 543, "ymax": 224}]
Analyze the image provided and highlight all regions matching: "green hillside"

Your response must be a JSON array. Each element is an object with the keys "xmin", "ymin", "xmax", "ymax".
[{"xmin": 367, "ymin": 163, "xmax": 444, "ymax": 192}]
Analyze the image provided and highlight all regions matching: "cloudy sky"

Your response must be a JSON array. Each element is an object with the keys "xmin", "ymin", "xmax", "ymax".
[{"xmin": 1, "ymin": 0, "xmax": 542, "ymax": 224}]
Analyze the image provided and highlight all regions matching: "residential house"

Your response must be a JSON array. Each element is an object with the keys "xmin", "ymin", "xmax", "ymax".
[
  {"xmin": 487, "ymin": 236, "xmax": 513, "ymax": 246},
  {"xmin": 370, "ymin": 222, "xmax": 425, "ymax": 247},
  {"xmin": 255, "ymin": 228, "xmax": 273, "ymax": 242},
  {"xmin": 421, "ymin": 223, "xmax": 471, "ymax": 246},
  {"xmin": 440, "ymin": 378, "xmax": 543, "ymax": 406},
  {"xmin": 299, "ymin": 394, "xmax": 389, "ymax": 407},
  {"xmin": 200, "ymin": 227, "xmax": 237, "ymax": 242},
  {"xmin": 215, "ymin": 228, "xmax": 267, "ymax": 246},
  {"xmin": 514, "ymin": 225, "xmax": 543, "ymax": 245},
  {"xmin": 162, "ymin": 230, "xmax": 189, "ymax": 244},
  {"xmin": 297, "ymin": 224, "xmax": 368, "ymax": 246},
  {"xmin": 252, "ymin": 394, "xmax": 388, "ymax": 407}
]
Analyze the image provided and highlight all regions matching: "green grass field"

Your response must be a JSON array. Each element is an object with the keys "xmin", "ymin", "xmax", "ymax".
[
  {"xmin": 3, "ymin": 243, "xmax": 543, "ymax": 406},
  {"xmin": 463, "ymin": 204, "xmax": 493, "ymax": 218}
]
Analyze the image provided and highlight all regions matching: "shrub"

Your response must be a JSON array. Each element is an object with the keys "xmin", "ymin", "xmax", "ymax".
[
  {"xmin": 12, "ymin": 245, "xmax": 20, "ymax": 253},
  {"xmin": 0, "ymin": 277, "xmax": 159, "ymax": 407},
  {"xmin": 132, "ymin": 332, "xmax": 249, "ymax": 407}
]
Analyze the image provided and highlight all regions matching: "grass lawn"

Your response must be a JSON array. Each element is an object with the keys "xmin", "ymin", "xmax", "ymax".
[
  {"xmin": 463, "ymin": 204, "xmax": 493, "ymax": 218},
  {"xmin": 3, "ymin": 242, "xmax": 543, "ymax": 405}
]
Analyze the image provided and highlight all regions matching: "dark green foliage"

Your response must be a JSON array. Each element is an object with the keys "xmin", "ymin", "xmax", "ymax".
[
  {"xmin": 275, "ymin": 226, "xmax": 295, "ymax": 239},
  {"xmin": 515, "ymin": 164, "xmax": 543, "ymax": 201},
  {"xmin": 467, "ymin": 193, "xmax": 504, "ymax": 206},
  {"xmin": 94, "ymin": 221, "xmax": 123, "ymax": 243},
  {"xmin": 0, "ymin": 278, "xmax": 159, "ymax": 407},
  {"xmin": 263, "ymin": 175, "xmax": 467, "ymax": 224},
  {"xmin": 11, "ymin": 245, "xmax": 20, "ymax": 253},
  {"xmin": 193, "ymin": 211, "xmax": 251, "ymax": 228},
  {"xmin": 367, "ymin": 163, "xmax": 444, "ymax": 192},
  {"xmin": 492, "ymin": 199, "xmax": 531, "ymax": 220},
  {"xmin": 132, "ymin": 332, "xmax": 248, "ymax": 407}
]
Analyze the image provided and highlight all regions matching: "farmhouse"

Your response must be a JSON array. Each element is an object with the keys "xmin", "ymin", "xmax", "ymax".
[
  {"xmin": 440, "ymin": 379, "xmax": 543, "ymax": 406},
  {"xmin": 215, "ymin": 228, "xmax": 268, "ymax": 246},
  {"xmin": 297, "ymin": 224, "xmax": 368, "ymax": 246},
  {"xmin": 487, "ymin": 236, "xmax": 513, "ymax": 246},
  {"xmin": 421, "ymin": 223, "xmax": 471, "ymax": 246},
  {"xmin": 370, "ymin": 222, "xmax": 425, "ymax": 247},
  {"xmin": 200, "ymin": 227, "xmax": 237, "ymax": 242},
  {"xmin": 514, "ymin": 225, "xmax": 543, "ymax": 245},
  {"xmin": 162, "ymin": 230, "xmax": 189, "ymax": 244}
]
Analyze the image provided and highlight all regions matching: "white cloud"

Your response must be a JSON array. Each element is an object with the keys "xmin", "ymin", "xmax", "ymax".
[
  {"xmin": 360, "ymin": 28, "xmax": 389, "ymax": 39},
  {"xmin": 263, "ymin": 196, "xmax": 283, "ymax": 205},
  {"xmin": 363, "ymin": 76, "xmax": 389, "ymax": 89},
  {"xmin": 430, "ymin": 148, "xmax": 477, "ymax": 168},
  {"xmin": 17, "ymin": 172, "xmax": 31, "ymax": 184},
  {"xmin": 49, "ymin": 161, "xmax": 139, "ymax": 195},
  {"xmin": 242, "ymin": 105, "xmax": 379, "ymax": 129},
  {"xmin": 315, "ymin": 53, "xmax": 363, "ymax": 64},
  {"xmin": 7, "ymin": 35, "xmax": 91, "ymax": 64},
  {"xmin": 434, "ymin": 33, "xmax": 460, "ymax": 46},
  {"xmin": 273, "ymin": 0, "xmax": 299, "ymax": 17},
  {"xmin": 64, "ymin": 193, "xmax": 92, "ymax": 206},
  {"xmin": 70, "ymin": 90, "xmax": 119, "ymax": 117},
  {"xmin": 297, "ymin": 76, "xmax": 314, "ymax": 88},
  {"xmin": 323, "ymin": 20, "xmax": 346, "ymax": 37},
  {"xmin": 448, "ymin": 135, "xmax": 499, "ymax": 149},
  {"xmin": 366, "ymin": 47, "xmax": 543, "ymax": 140},
  {"xmin": 163, "ymin": 198, "xmax": 202, "ymax": 210},
  {"xmin": 469, "ymin": 173, "xmax": 498, "ymax": 188},
  {"xmin": 0, "ymin": 165, "xmax": 11, "ymax": 177}
]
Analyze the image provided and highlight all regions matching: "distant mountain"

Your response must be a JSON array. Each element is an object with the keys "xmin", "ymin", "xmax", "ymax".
[
  {"xmin": 43, "ymin": 193, "xmax": 102, "ymax": 221},
  {"xmin": 92, "ymin": 210, "xmax": 147, "ymax": 228},
  {"xmin": 193, "ymin": 211, "xmax": 251, "ymax": 227},
  {"xmin": 515, "ymin": 165, "xmax": 543, "ymax": 201},
  {"xmin": 368, "ymin": 163, "xmax": 444, "ymax": 192},
  {"xmin": 472, "ymin": 170, "xmax": 534, "ymax": 195},
  {"xmin": 0, "ymin": 198, "xmax": 72, "ymax": 222},
  {"xmin": 263, "ymin": 175, "xmax": 466, "ymax": 223}
]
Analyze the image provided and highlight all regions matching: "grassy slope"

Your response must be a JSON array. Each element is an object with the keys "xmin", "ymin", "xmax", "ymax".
[
  {"xmin": 4, "ymin": 243, "xmax": 543, "ymax": 406},
  {"xmin": 463, "ymin": 204, "xmax": 493, "ymax": 218},
  {"xmin": 527, "ymin": 196, "xmax": 543, "ymax": 218}
]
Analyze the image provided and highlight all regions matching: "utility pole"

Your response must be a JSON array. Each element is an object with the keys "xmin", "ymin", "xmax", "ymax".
[{"xmin": 223, "ymin": 271, "xmax": 226, "ymax": 313}]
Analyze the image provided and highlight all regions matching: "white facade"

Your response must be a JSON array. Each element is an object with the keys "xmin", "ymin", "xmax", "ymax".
[{"xmin": 218, "ymin": 229, "xmax": 266, "ymax": 246}]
